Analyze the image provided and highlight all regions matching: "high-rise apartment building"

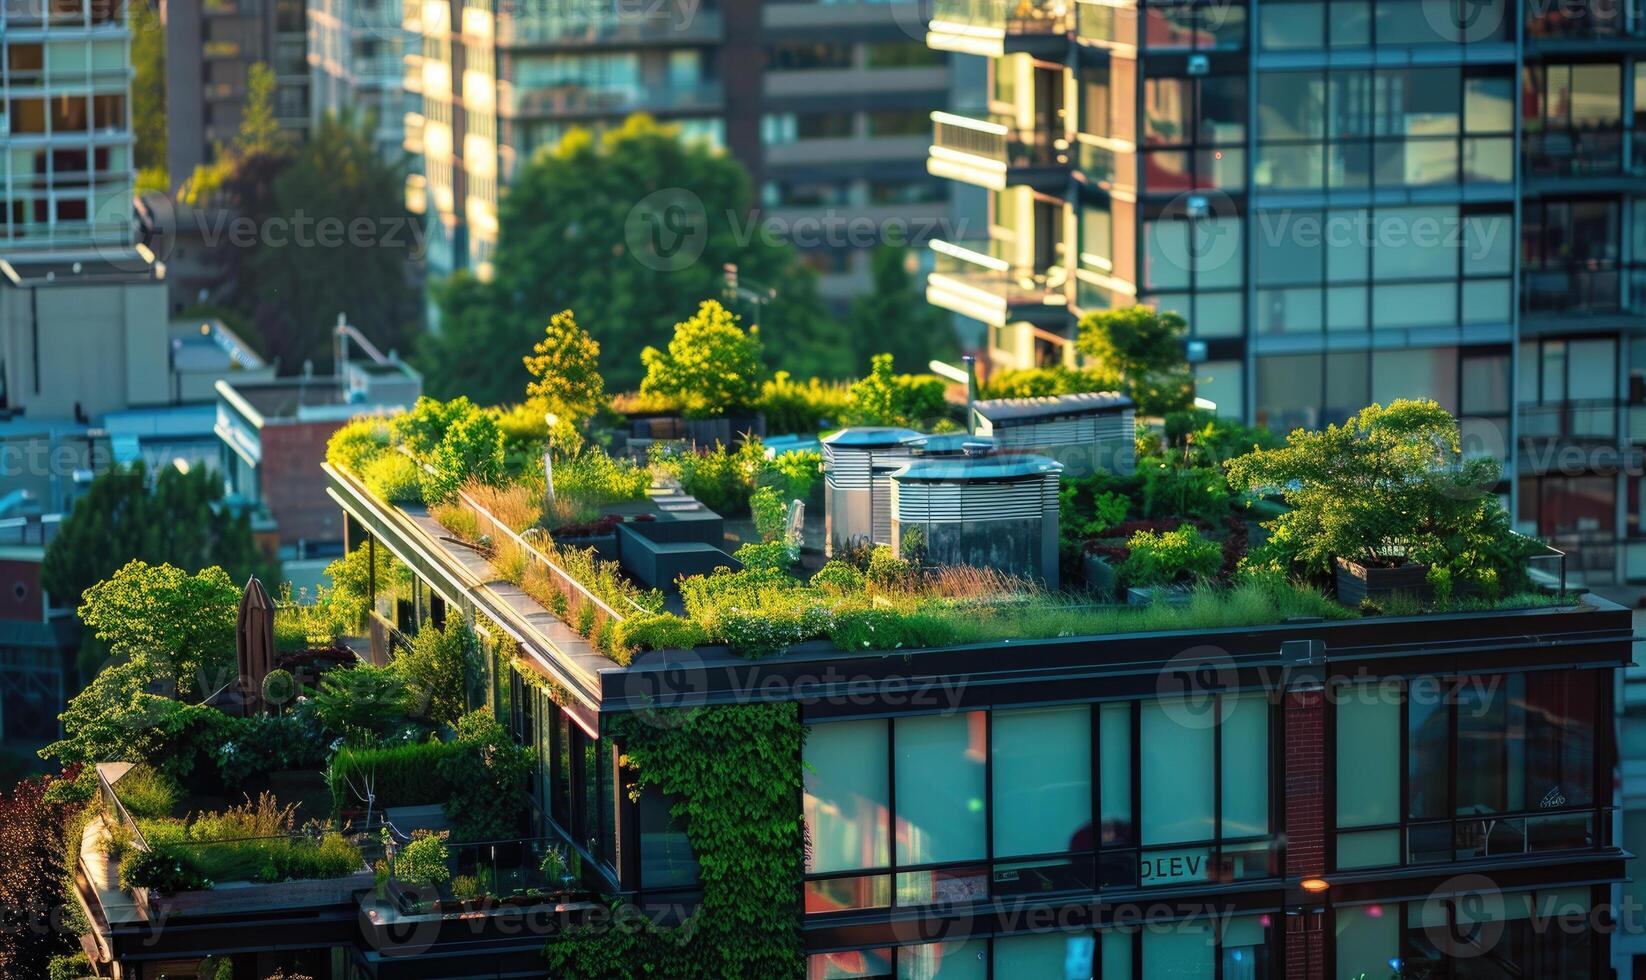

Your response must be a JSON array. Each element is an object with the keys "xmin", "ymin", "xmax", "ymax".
[
  {"xmin": 924, "ymin": 0, "xmax": 1646, "ymax": 593},
  {"xmin": 309, "ymin": 0, "xmax": 411, "ymax": 160},
  {"xmin": 0, "ymin": 0, "xmax": 135, "ymax": 252},
  {"xmin": 163, "ymin": 0, "xmax": 311, "ymax": 181},
  {"xmin": 403, "ymin": 0, "xmax": 951, "ymax": 301}
]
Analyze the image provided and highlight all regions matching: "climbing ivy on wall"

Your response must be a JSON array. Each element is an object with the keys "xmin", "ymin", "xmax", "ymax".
[{"xmin": 542, "ymin": 702, "xmax": 806, "ymax": 979}]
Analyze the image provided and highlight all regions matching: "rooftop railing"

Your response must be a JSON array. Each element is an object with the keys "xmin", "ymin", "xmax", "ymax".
[{"xmin": 929, "ymin": 0, "xmax": 1073, "ymax": 32}]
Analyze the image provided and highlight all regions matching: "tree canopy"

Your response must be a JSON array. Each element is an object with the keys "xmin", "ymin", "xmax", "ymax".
[
  {"xmin": 418, "ymin": 114, "xmax": 851, "ymax": 400},
  {"xmin": 640, "ymin": 300, "xmax": 765, "ymax": 418},
  {"xmin": 1075, "ymin": 305, "xmax": 1194, "ymax": 416},
  {"xmin": 844, "ymin": 244, "xmax": 958, "ymax": 370},
  {"xmin": 41, "ymin": 462, "xmax": 276, "ymax": 617},
  {"xmin": 524, "ymin": 310, "xmax": 606, "ymax": 427}
]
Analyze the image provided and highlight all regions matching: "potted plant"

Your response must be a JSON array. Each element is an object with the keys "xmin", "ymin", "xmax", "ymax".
[{"xmin": 1227, "ymin": 401, "xmax": 1516, "ymax": 605}]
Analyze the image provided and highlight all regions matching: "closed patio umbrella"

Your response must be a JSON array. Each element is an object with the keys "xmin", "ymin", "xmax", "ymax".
[{"xmin": 236, "ymin": 576, "xmax": 276, "ymax": 716}]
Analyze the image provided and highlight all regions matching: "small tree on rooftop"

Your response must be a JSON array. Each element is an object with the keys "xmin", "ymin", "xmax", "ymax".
[
  {"xmin": 1075, "ymin": 305, "xmax": 1193, "ymax": 417},
  {"xmin": 845, "ymin": 353, "xmax": 950, "ymax": 428},
  {"xmin": 524, "ymin": 310, "xmax": 605, "ymax": 447},
  {"xmin": 1225, "ymin": 400, "xmax": 1523, "ymax": 592},
  {"xmin": 639, "ymin": 299, "xmax": 764, "ymax": 418}
]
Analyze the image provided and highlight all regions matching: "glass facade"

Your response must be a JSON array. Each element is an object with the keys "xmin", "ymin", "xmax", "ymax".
[
  {"xmin": 1334, "ymin": 670, "xmax": 1605, "ymax": 871},
  {"xmin": 802, "ymin": 694, "xmax": 1276, "ymax": 914}
]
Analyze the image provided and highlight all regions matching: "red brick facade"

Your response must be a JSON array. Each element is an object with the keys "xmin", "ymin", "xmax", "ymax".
[
  {"xmin": 0, "ymin": 558, "xmax": 44, "ymax": 620},
  {"xmin": 1285, "ymin": 688, "xmax": 1326, "ymax": 980},
  {"xmin": 258, "ymin": 420, "xmax": 346, "ymax": 550}
]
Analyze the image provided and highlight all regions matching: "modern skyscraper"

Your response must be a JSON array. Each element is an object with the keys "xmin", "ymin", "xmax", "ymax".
[
  {"xmin": 0, "ymin": 0, "xmax": 135, "ymax": 252},
  {"xmin": 924, "ymin": 0, "xmax": 1646, "ymax": 593},
  {"xmin": 162, "ymin": 0, "xmax": 311, "ymax": 181},
  {"xmin": 403, "ymin": 0, "xmax": 951, "ymax": 303},
  {"xmin": 308, "ymin": 0, "xmax": 411, "ymax": 161}
]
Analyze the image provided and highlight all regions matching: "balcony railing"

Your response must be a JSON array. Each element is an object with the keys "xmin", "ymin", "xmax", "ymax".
[
  {"xmin": 932, "ymin": 111, "xmax": 1065, "ymax": 168},
  {"xmin": 1518, "ymin": 400, "xmax": 1619, "ymax": 444},
  {"xmin": 929, "ymin": 238, "xmax": 1068, "ymax": 308},
  {"xmin": 1522, "ymin": 266, "xmax": 1622, "ymax": 315},
  {"xmin": 498, "ymin": 6, "xmax": 723, "ymax": 45},
  {"xmin": 504, "ymin": 81, "xmax": 723, "ymax": 118},
  {"xmin": 1522, "ymin": 128, "xmax": 1626, "ymax": 178},
  {"xmin": 929, "ymin": 0, "xmax": 1073, "ymax": 32}
]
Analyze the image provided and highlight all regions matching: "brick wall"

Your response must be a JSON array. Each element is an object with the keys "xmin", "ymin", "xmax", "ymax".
[
  {"xmin": 258, "ymin": 420, "xmax": 345, "ymax": 550},
  {"xmin": 1285, "ymin": 688, "xmax": 1326, "ymax": 980},
  {"xmin": 0, "ymin": 559, "xmax": 43, "ymax": 621}
]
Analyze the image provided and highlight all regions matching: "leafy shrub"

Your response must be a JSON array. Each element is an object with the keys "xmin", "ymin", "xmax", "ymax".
[
  {"xmin": 757, "ymin": 372, "xmax": 851, "ymax": 434},
  {"xmin": 440, "ymin": 710, "xmax": 531, "ymax": 842},
  {"xmin": 866, "ymin": 546, "xmax": 913, "ymax": 587},
  {"xmin": 1118, "ymin": 526, "xmax": 1222, "ymax": 588},
  {"xmin": 120, "ymin": 847, "xmax": 212, "ymax": 892},
  {"xmin": 611, "ymin": 612, "xmax": 710, "ymax": 657},
  {"xmin": 765, "ymin": 450, "xmax": 822, "ymax": 504},
  {"xmin": 115, "ymin": 765, "xmax": 179, "ymax": 820},
  {"xmin": 424, "ymin": 409, "xmax": 506, "ymax": 504},
  {"xmin": 395, "ymin": 831, "xmax": 451, "ymax": 888},
  {"xmin": 982, "ymin": 365, "xmax": 1113, "ymax": 399},
  {"xmin": 1138, "ymin": 462, "xmax": 1229, "ymax": 522},
  {"xmin": 212, "ymin": 711, "xmax": 327, "ymax": 789},
  {"xmin": 392, "ymin": 396, "xmax": 477, "ymax": 458},
  {"xmin": 845, "ymin": 354, "xmax": 950, "ymax": 427},
  {"xmin": 328, "ymin": 739, "xmax": 464, "ymax": 815},
  {"xmin": 362, "ymin": 453, "xmax": 424, "ymax": 505},
  {"xmin": 639, "ymin": 300, "xmax": 765, "ymax": 418},
  {"xmin": 312, "ymin": 664, "xmax": 408, "ymax": 741},
  {"xmin": 394, "ymin": 618, "xmax": 475, "ymax": 727},
  {"xmin": 749, "ymin": 486, "xmax": 787, "ymax": 542},
  {"xmin": 48, "ymin": 953, "xmax": 94, "ymax": 980},
  {"xmin": 326, "ymin": 418, "xmax": 392, "ymax": 473},
  {"xmin": 549, "ymin": 450, "xmax": 651, "ymax": 527},
  {"xmin": 811, "ymin": 561, "xmax": 865, "ymax": 595},
  {"xmin": 451, "ymin": 874, "xmax": 482, "ymax": 902},
  {"xmin": 828, "ymin": 606, "xmax": 960, "ymax": 651},
  {"xmin": 734, "ymin": 541, "xmax": 792, "ymax": 572}
]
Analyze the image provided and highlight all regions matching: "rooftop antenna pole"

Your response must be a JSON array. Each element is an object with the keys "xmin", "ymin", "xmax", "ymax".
[
  {"xmin": 334, "ymin": 312, "xmax": 349, "ymax": 373},
  {"xmin": 962, "ymin": 354, "xmax": 977, "ymax": 435}
]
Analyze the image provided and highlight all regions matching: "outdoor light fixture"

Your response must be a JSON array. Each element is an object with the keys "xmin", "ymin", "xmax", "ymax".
[{"xmin": 1300, "ymin": 878, "xmax": 1330, "ymax": 893}]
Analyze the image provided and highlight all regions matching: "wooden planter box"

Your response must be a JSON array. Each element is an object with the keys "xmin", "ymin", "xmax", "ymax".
[
  {"xmin": 135, "ymin": 867, "xmax": 374, "ymax": 919},
  {"xmin": 1335, "ymin": 556, "xmax": 1432, "ymax": 606}
]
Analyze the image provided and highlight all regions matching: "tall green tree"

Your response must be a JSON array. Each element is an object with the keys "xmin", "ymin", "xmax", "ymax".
[
  {"xmin": 237, "ymin": 63, "xmax": 282, "ymax": 156},
  {"xmin": 40, "ymin": 463, "xmax": 276, "ymax": 621},
  {"xmin": 130, "ymin": 0, "xmax": 167, "ymax": 192},
  {"xmin": 419, "ymin": 114, "xmax": 849, "ymax": 400},
  {"xmin": 233, "ymin": 112, "xmax": 423, "ymax": 370},
  {"xmin": 640, "ymin": 299, "xmax": 765, "ymax": 418},
  {"xmin": 524, "ymin": 310, "xmax": 605, "ymax": 426},
  {"xmin": 1075, "ymin": 305, "xmax": 1193, "ymax": 416},
  {"xmin": 845, "ymin": 245, "xmax": 958, "ymax": 370}
]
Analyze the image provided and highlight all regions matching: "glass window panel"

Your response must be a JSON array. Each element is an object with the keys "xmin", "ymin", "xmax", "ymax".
[
  {"xmin": 1199, "ymin": 76, "xmax": 1246, "ymax": 142},
  {"xmin": 1103, "ymin": 931, "xmax": 1133, "ymax": 979},
  {"xmin": 1194, "ymin": 292, "xmax": 1244, "ymax": 337},
  {"xmin": 1571, "ymin": 64, "xmax": 1622, "ymax": 127},
  {"xmin": 1373, "ymin": 348, "xmax": 1458, "ymax": 409},
  {"xmin": 1223, "ymin": 915, "xmax": 1270, "ymax": 979},
  {"xmin": 1337, "ymin": 829, "xmax": 1401, "ymax": 869},
  {"xmin": 1324, "ymin": 352, "xmax": 1370, "ymax": 426},
  {"xmin": 1259, "ymin": 1, "xmax": 1323, "ymax": 48},
  {"xmin": 1465, "ymin": 75, "xmax": 1514, "ymax": 133},
  {"xmin": 805, "ymin": 720, "xmax": 890, "ymax": 873},
  {"xmin": 1461, "ymin": 354, "xmax": 1511, "ymax": 415},
  {"xmin": 1329, "ymin": 72, "xmax": 1373, "ymax": 138},
  {"xmin": 1142, "ymin": 922, "xmax": 1215, "ymax": 978},
  {"xmin": 1330, "ymin": 1, "xmax": 1370, "ymax": 44},
  {"xmin": 992, "ymin": 934, "xmax": 1083, "ymax": 975},
  {"xmin": 895, "ymin": 713, "xmax": 987, "ymax": 865},
  {"xmin": 1408, "ymin": 680, "xmax": 1449, "ymax": 820},
  {"xmin": 638, "ymin": 784, "xmax": 699, "ymax": 888},
  {"xmin": 1256, "ymin": 287, "xmax": 1323, "ymax": 334},
  {"xmin": 809, "ymin": 948, "xmax": 893, "ymax": 979},
  {"xmin": 1141, "ymin": 700, "xmax": 1214, "ymax": 845},
  {"xmin": 1462, "ymin": 137, "xmax": 1513, "ymax": 182},
  {"xmin": 1336, "ymin": 682, "xmax": 1399, "ymax": 827},
  {"xmin": 1570, "ymin": 340, "xmax": 1617, "ymax": 397},
  {"xmin": 1144, "ymin": 220, "xmax": 1192, "ymax": 290},
  {"xmin": 1461, "ymin": 280, "xmax": 1511, "ymax": 324},
  {"xmin": 1255, "ymin": 209, "xmax": 1322, "ymax": 286},
  {"xmin": 1099, "ymin": 703, "xmax": 1133, "ymax": 845},
  {"xmin": 1462, "ymin": 214, "xmax": 1513, "ymax": 276},
  {"xmin": 1220, "ymin": 695, "xmax": 1269, "ymax": 839},
  {"xmin": 1256, "ymin": 353, "xmax": 1323, "ymax": 434},
  {"xmin": 992, "ymin": 706, "xmax": 1092, "ymax": 857},
  {"xmin": 1372, "ymin": 283, "xmax": 1456, "ymax": 329},
  {"xmin": 1145, "ymin": 77, "xmax": 1191, "ymax": 144},
  {"xmin": 805, "ymin": 875, "xmax": 891, "ymax": 914},
  {"xmin": 1194, "ymin": 359, "xmax": 1243, "ymax": 418},
  {"xmin": 1325, "ymin": 209, "xmax": 1371, "ymax": 282},
  {"xmin": 1372, "ymin": 206, "xmax": 1458, "ymax": 280},
  {"xmin": 1256, "ymin": 71, "xmax": 1325, "ymax": 140},
  {"xmin": 1255, "ymin": 144, "xmax": 1323, "ymax": 188},
  {"xmin": 898, "ymin": 940, "xmax": 987, "ymax": 979},
  {"xmin": 1195, "ymin": 216, "xmax": 1243, "ymax": 288},
  {"xmin": 1326, "ymin": 286, "xmax": 1368, "ymax": 331},
  {"xmin": 1335, "ymin": 904, "xmax": 1398, "ymax": 980}
]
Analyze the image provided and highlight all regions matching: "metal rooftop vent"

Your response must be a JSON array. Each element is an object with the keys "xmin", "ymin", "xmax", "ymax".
[
  {"xmin": 906, "ymin": 433, "xmax": 998, "ymax": 458},
  {"xmin": 970, "ymin": 392, "xmax": 1136, "ymax": 477},
  {"xmin": 821, "ymin": 427, "xmax": 922, "ymax": 556},
  {"xmin": 889, "ymin": 454, "xmax": 1063, "ymax": 588}
]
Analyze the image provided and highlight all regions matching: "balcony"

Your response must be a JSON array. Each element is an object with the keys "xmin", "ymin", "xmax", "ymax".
[
  {"xmin": 927, "ymin": 0, "xmax": 1073, "ymax": 55},
  {"xmin": 1518, "ymin": 400, "xmax": 1620, "ymax": 447},
  {"xmin": 1522, "ymin": 266, "xmax": 1622, "ymax": 317},
  {"xmin": 497, "ymin": 7, "xmax": 724, "ymax": 47},
  {"xmin": 1522, "ymin": 128, "xmax": 1628, "ymax": 180},
  {"xmin": 928, "ymin": 111, "xmax": 1070, "ymax": 191},
  {"xmin": 925, "ymin": 237, "xmax": 1069, "ymax": 326},
  {"xmin": 502, "ymin": 80, "xmax": 724, "ymax": 120}
]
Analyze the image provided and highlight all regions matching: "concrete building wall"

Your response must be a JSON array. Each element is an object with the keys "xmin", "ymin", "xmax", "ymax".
[
  {"xmin": 0, "ymin": 276, "xmax": 168, "ymax": 420},
  {"xmin": 257, "ymin": 419, "xmax": 346, "ymax": 549}
]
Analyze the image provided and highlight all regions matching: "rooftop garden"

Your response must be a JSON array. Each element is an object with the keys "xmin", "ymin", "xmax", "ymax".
[{"xmin": 325, "ymin": 302, "xmax": 1575, "ymax": 665}]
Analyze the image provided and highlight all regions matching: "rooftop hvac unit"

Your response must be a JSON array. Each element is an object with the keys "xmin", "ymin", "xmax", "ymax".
[
  {"xmin": 971, "ymin": 391, "xmax": 1137, "ymax": 476},
  {"xmin": 890, "ymin": 454, "xmax": 1063, "ymax": 588},
  {"xmin": 906, "ymin": 433, "xmax": 998, "ymax": 457},
  {"xmin": 821, "ymin": 427, "xmax": 922, "ymax": 556}
]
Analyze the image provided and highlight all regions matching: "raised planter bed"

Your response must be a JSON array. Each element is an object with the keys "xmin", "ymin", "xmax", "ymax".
[
  {"xmin": 134, "ymin": 867, "xmax": 374, "ymax": 919},
  {"xmin": 1335, "ymin": 556, "xmax": 1432, "ymax": 606}
]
